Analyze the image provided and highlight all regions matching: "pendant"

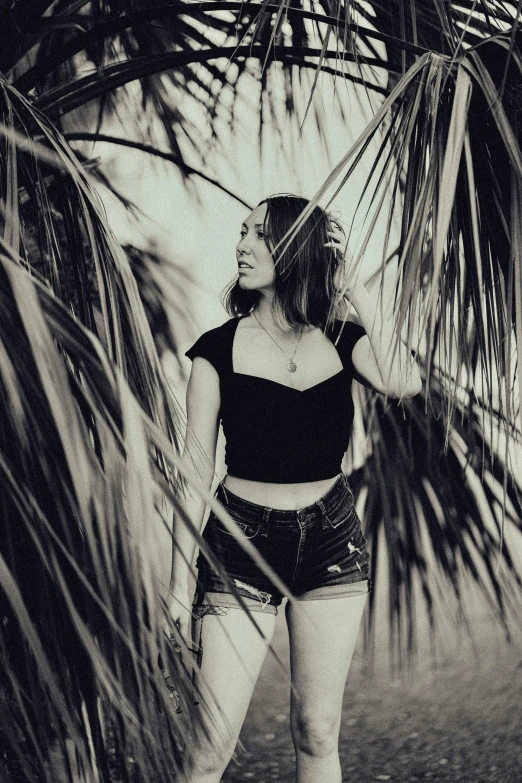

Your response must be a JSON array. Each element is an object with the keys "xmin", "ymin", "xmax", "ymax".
[{"xmin": 288, "ymin": 360, "xmax": 297, "ymax": 372}]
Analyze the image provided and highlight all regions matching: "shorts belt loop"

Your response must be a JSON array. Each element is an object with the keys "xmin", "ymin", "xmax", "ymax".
[
  {"xmin": 342, "ymin": 473, "xmax": 354, "ymax": 502},
  {"xmin": 220, "ymin": 479, "xmax": 229, "ymax": 504},
  {"xmin": 260, "ymin": 507, "xmax": 271, "ymax": 537},
  {"xmin": 316, "ymin": 498, "xmax": 331, "ymax": 530}
]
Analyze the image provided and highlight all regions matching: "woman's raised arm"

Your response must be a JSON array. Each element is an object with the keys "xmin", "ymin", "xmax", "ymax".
[
  {"xmin": 349, "ymin": 284, "xmax": 422, "ymax": 399},
  {"xmin": 326, "ymin": 227, "xmax": 422, "ymax": 399}
]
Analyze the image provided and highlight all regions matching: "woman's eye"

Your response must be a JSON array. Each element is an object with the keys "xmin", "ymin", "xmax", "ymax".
[{"xmin": 257, "ymin": 231, "xmax": 265, "ymax": 239}]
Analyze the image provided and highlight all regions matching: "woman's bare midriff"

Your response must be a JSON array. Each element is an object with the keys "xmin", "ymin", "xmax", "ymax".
[{"xmin": 224, "ymin": 474, "xmax": 340, "ymax": 510}]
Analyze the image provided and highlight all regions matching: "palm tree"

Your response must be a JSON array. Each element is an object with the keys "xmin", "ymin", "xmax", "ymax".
[{"xmin": 1, "ymin": 1, "xmax": 521, "ymax": 780}]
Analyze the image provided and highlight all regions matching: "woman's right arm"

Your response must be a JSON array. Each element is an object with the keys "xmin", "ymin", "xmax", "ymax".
[{"xmin": 167, "ymin": 356, "xmax": 220, "ymax": 639}]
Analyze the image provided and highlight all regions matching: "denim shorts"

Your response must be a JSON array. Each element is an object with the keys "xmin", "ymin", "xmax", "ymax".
[{"xmin": 193, "ymin": 473, "xmax": 370, "ymax": 616}]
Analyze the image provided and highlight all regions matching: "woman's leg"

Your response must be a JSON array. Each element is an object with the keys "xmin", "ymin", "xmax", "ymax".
[
  {"xmin": 184, "ymin": 606, "xmax": 276, "ymax": 783},
  {"xmin": 285, "ymin": 592, "xmax": 367, "ymax": 783}
]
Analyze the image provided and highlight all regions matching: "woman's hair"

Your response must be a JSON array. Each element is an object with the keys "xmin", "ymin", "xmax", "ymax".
[{"xmin": 221, "ymin": 193, "xmax": 345, "ymax": 329}]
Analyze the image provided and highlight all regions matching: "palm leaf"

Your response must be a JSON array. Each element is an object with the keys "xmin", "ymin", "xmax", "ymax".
[
  {"xmin": 350, "ymin": 375, "xmax": 522, "ymax": 668},
  {"xmin": 266, "ymin": 22, "xmax": 522, "ymax": 653},
  {"xmin": 6, "ymin": 1, "xmax": 397, "ymax": 170},
  {"xmin": 0, "ymin": 109, "xmax": 292, "ymax": 776},
  {"xmin": 0, "ymin": 252, "xmax": 194, "ymax": 782},
  {"xmin": 0, "ymin": 77, "xmax": 205, "ymax": 781}
]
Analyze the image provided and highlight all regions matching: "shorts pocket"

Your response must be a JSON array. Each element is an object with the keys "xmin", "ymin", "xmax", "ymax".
[
  {"xmin": 326, "ymin": 502, "xmax": 357, "ymax": 531},
  {"xmin": 212, "ymin": 512, "xmax": 260, "ymax": 540}
]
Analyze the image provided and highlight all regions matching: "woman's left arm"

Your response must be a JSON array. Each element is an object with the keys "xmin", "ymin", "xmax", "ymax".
[
  {"xmin": 326, "ymin": 226, "xmax": 421, "ymax": 399},
  {"xmin": 349, "ymin": 284, "xmax": 422, "ymax": 397},
  {"xmin": 348, "ymin": 283, "xmax": 422, "ymax": 399}
]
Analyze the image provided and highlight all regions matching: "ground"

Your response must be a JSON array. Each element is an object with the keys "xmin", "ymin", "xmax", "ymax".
[{"xmin": 222, "ymin": 590, "xmax": 522, "ymax": 783}]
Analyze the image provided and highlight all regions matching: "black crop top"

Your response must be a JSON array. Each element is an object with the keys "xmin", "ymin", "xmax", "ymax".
[{"xmin": 185, "ymin": 317, "xmax": 366, "ymax": 483}]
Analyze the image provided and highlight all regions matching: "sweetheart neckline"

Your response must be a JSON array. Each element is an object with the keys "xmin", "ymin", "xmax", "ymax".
[
  {"xmin": 231, "ymin": 317, "xmax": 347, "ymax": 392},
  {"xmin": 231, "ymin": 368, "xmax": 345, "ymax": 393}
]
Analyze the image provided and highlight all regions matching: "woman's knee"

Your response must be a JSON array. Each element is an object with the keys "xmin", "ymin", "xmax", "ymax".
[
  {"xmin": 291, "ymin": 710, "xmax": 340, "ymax": 758},
  {"xmin": 184, "ymin": 738, "xmax": 236, "ymax": 778}
]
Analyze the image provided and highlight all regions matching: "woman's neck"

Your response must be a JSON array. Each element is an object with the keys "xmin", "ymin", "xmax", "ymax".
[{"xmin": 254, "ymin": 296, "xmax": 297, "ymax": 335}]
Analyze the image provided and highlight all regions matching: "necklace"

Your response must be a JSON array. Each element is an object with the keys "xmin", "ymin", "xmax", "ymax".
[{"xmin": 252, "ymin": 312, "xmax": 304, "ymax": 372}]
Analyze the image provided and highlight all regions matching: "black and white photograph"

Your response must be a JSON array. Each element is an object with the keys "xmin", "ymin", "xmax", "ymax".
[{"xmin": 0, "ymin": 2, "xmax": 521, "ymax": 782}]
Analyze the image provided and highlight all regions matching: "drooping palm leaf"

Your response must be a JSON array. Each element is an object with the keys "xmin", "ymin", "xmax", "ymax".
[
  {"xmin": 6, "ymin": 1, "xmax": 393, "ymax": 167},
  {"xmin": 0, "ymin": 78, "xmax": 202, "ymax": 781},
  {"xmin": 0, "ymin": 243, "xmax": 217, "ymax": 782},
  {"xmin": 264, "ymin": 21, "xmax": 522, "ymax": 644},
  {"xmin": 273, "ymin": 31, "xmax": 521, "ymax": 437},
  {"xmin": 350, "ymin": 375, "xmax": 522, "ymax": 670},
  {"xmin": 0, "ymin": 233, "xmax": 300, "ymax": 780},
  {"xmin": 0, "ymin": 75, "xmax": 183, "ymax": 429},
  {"xmin": 0, "ymin": 90, "xmax": 297, "ymax": 779}
]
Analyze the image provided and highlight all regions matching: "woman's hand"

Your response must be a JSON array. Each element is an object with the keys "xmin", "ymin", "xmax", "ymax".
[
  {"xmin": 325, "ymin": 228, "xmax": 362, "ymax": 300},
  {"xmin": 165, "ymin": 586, "xmax": 193, "ymax": 645},
  {"xmin": 159, "ymin": 587, "xmax": 194, "ymax": 715}
]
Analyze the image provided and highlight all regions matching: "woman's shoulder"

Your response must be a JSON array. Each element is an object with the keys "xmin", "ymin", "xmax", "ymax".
[
  {"xmin": 327, "ymin": 318, "xmax": 366, "ymax": 367},
  {"xmin": 194, "ymin": 316, "xmax": 238, "ymax": 341},
  {"xmin": 185, "ymin": 317, "xmax": 239, "ymax": 373},
  {"xmin": 328, "ymin": 317, "xmax": 366, "ymax": 342}
]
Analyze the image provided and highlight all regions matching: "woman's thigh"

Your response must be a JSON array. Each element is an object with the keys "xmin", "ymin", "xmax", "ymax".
[
  {"xmin": 285, "ymin": 593, "xmax": 367, "ymax": 723},
  {"xmin": 192, "ymin": 607, "xmax": 276, "ymax": 751}
]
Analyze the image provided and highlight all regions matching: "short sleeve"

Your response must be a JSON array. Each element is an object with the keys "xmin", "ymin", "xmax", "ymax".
[
  {"xmin": 331, "ymin": 320, "xmax": 366, "ymax": 375},
  {"xmin": 185, "ymin": 329, "xmax": 221, "ymax": 374},
  {"xmin": 185, "ymin": 321, "xmax": 236, "ymax": 376}
]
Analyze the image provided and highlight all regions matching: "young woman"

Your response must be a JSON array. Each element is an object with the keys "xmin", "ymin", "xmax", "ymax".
[{"xmin": 168, "ymin": 194, "xmax": 421, "ymax": 783}]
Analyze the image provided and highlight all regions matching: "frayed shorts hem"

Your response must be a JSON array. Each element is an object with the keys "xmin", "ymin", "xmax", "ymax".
[
  {"xmin": 295, "ymin": 580, "xmax": 370, "ymax": 601},
  {"xmin": 194, "ymin": 590, "xmax": 278, "ymax": 615},
  {"xmin": 193, "ymin": 579, "xmax": 370, "ymax": 617}
]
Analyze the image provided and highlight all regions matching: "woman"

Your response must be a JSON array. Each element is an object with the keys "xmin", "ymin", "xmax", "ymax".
[{"xmin": 168, "ymin": 194, "xmax": 421, "ymax": 783}]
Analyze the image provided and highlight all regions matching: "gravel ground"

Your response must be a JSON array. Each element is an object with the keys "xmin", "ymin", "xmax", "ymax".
[{"xmin": 222, "ymin": 591, "xmax": 522, "ymax": 783}]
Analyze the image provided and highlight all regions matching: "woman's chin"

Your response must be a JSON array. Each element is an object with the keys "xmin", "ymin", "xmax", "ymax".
[{"xmin": 238, "ymin": 277, "xmax": 256, "ymax": 290}]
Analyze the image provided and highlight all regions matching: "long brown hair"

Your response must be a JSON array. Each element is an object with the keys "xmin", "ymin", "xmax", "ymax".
[{"xmin": 221, "ymin": 194, "xmax": 344, "ymax": 328}]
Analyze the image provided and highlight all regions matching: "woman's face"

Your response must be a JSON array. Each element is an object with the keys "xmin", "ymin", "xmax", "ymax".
[{"xmin": 236, "ymin": 202, "xmax": 276, "ymax": 293}]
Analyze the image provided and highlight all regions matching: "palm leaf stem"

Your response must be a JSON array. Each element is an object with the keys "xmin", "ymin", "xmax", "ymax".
[{"xmin": 63, "ymin": 132, "xmax": 253, "ymax": 207}]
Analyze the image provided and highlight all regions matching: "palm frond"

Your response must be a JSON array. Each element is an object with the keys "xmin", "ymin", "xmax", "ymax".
[
  {"xmin": 0, "ymin": 246, "xmax": 217, "ymax": 781},
  {"xmin": 0, "ymin": 75, "xmax": 204, "ymax": 781},
  {"xmin": 63, "ymin": 131, "xmax": 253, "ymax": 207},
  {"xmin": 1, "ymin": 76, "xmax": 181, "ymax": 432},
  {"xmin": 350, "ymin": 374, "xmax": 522, "ymax": 668},
  {"xmin": 5, "ymin": 1, "xmax": 394, "ymax": 171},
  {"xmin": 278, "ymin": 30, "xmax": 522, "ymax": 446},
  {"xmin": 0, "ymin": 90, "xmax": 297, "ymax": 779}
]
